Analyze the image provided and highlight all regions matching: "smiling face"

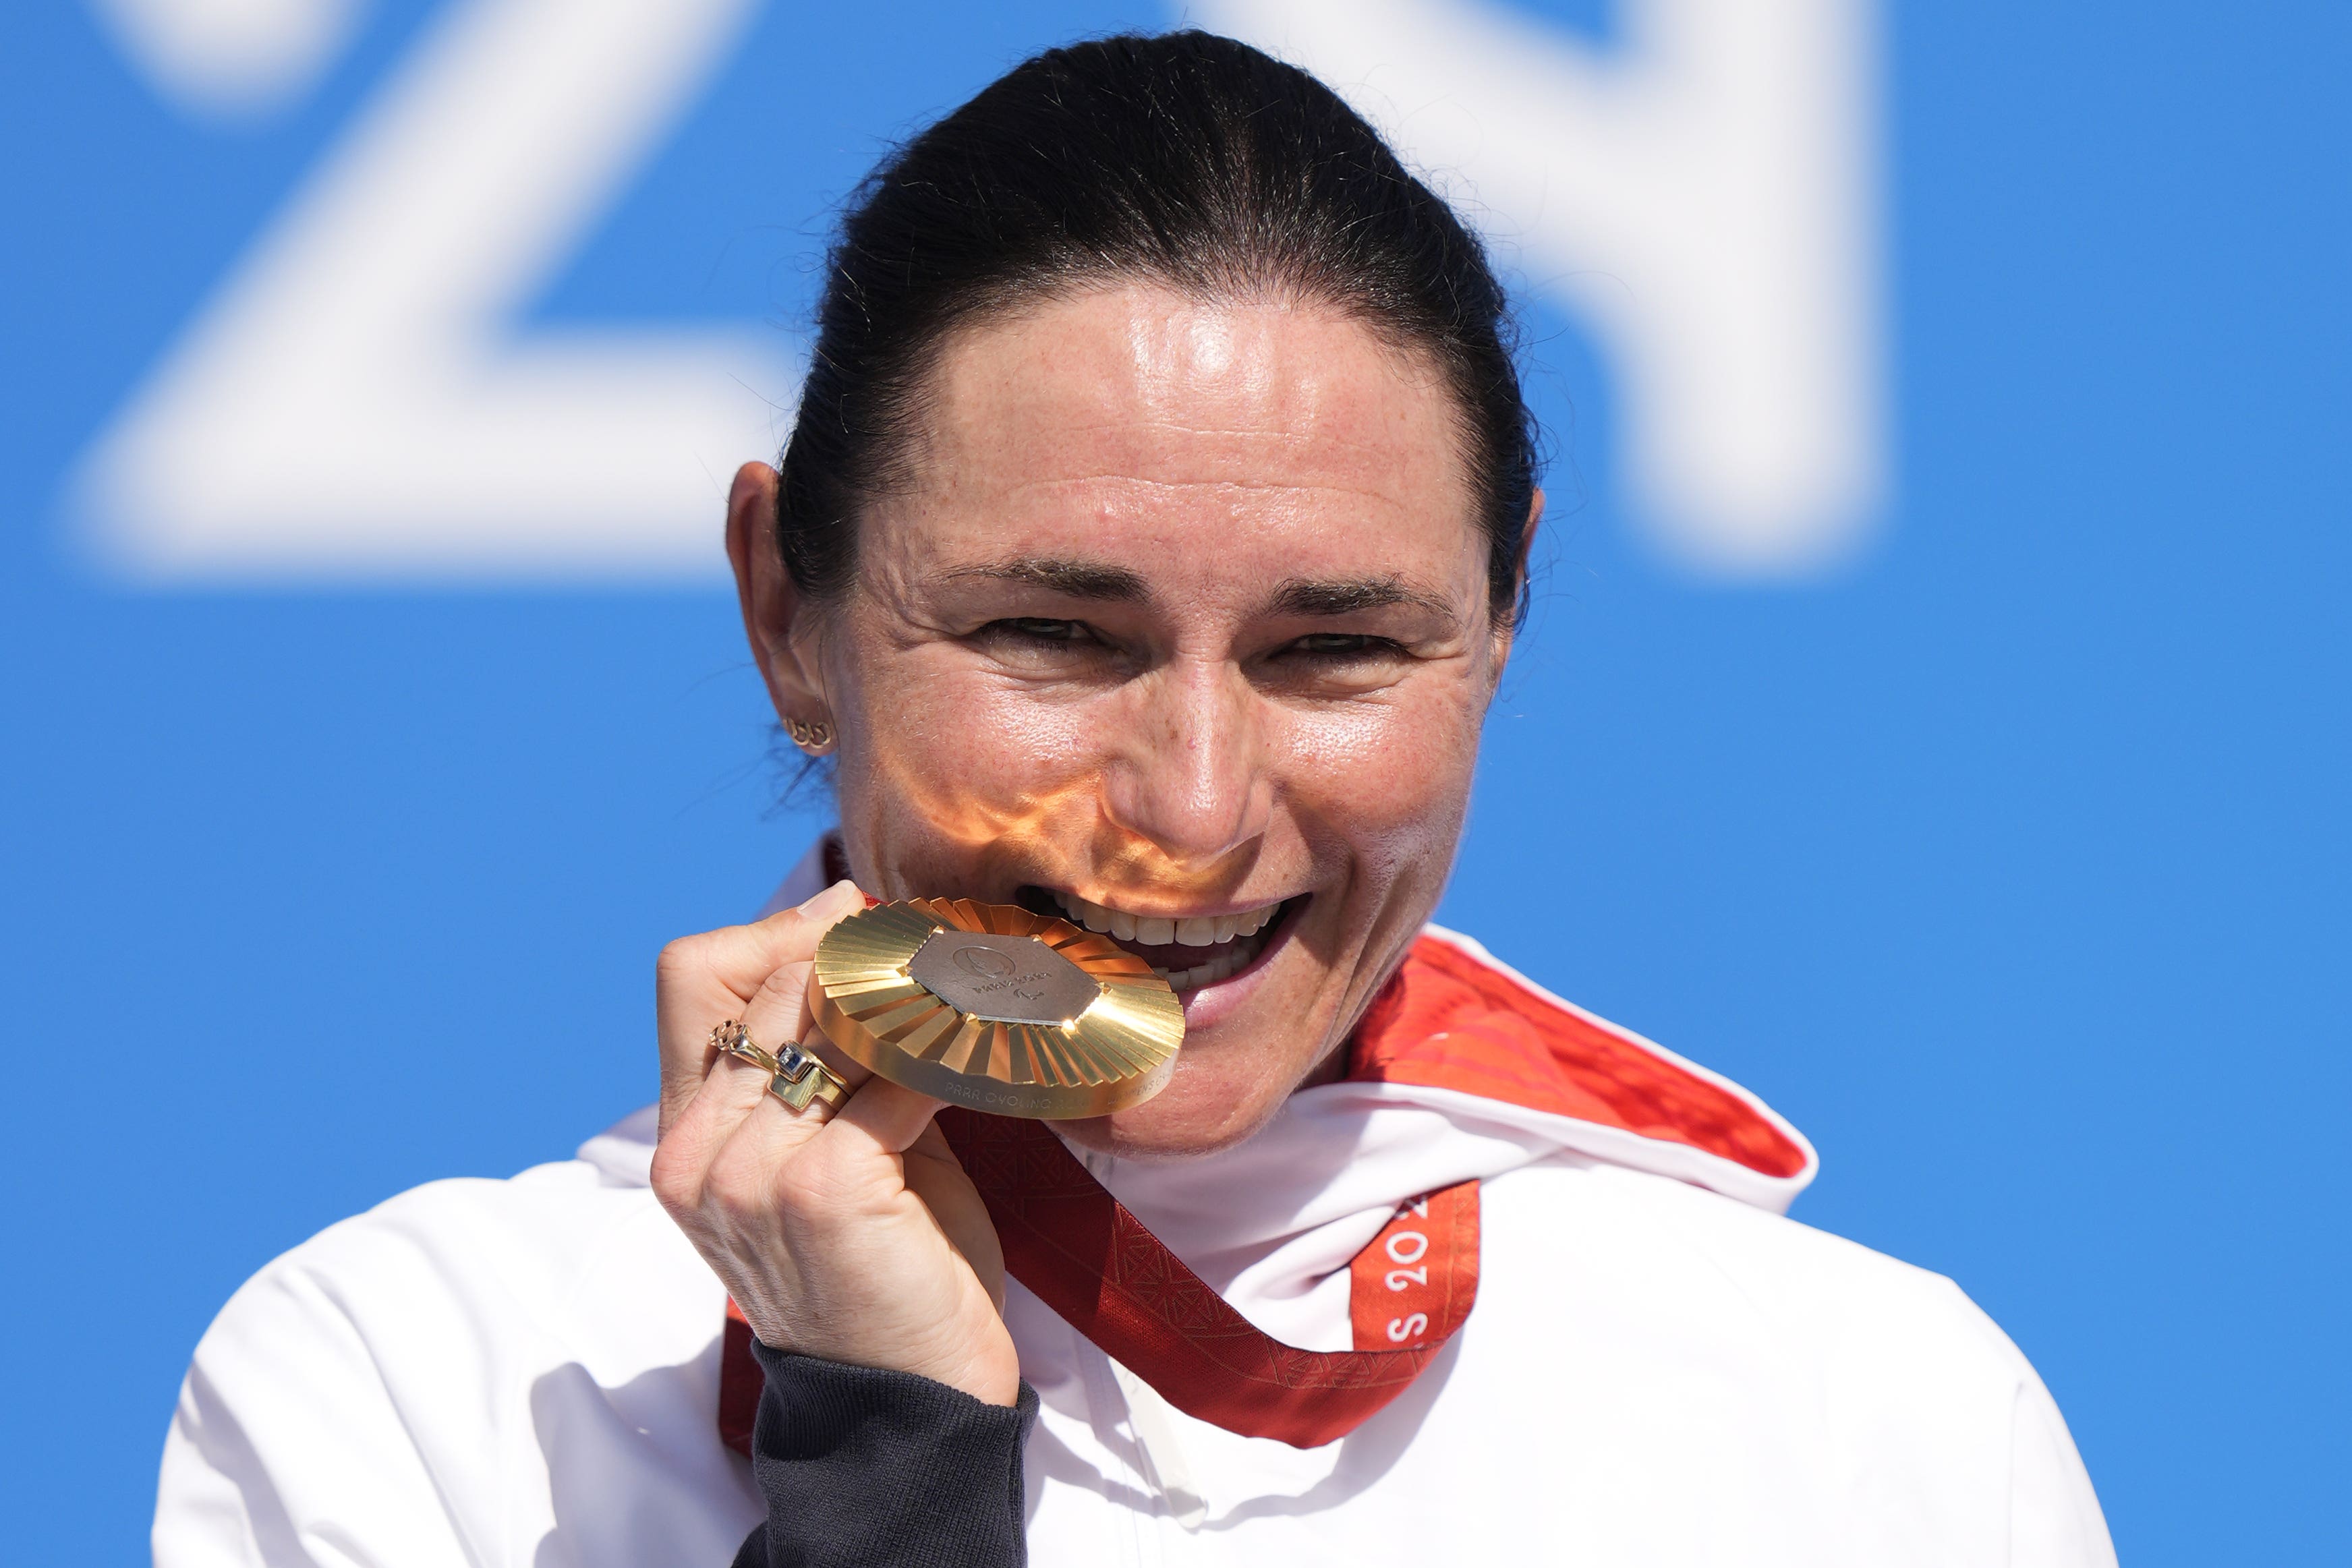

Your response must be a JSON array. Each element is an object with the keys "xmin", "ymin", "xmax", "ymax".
[{"xmin": 732, "ymin": 283, "xmax": 1527, "ymax": 1157}]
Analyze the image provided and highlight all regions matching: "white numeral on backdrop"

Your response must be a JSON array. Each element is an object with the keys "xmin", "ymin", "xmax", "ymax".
[
  {"xmin": 1195, "ymin": 0, "xmax": 1883, "ymax": 576},
  {"xmin": 75, "ymin": 0, "xmax": 793, "ymax": 581}
]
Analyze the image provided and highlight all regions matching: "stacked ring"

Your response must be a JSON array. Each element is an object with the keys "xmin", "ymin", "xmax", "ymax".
[{"xmin": 710, "ymin": 1020, "xmax": 852, "ymax": 1115}]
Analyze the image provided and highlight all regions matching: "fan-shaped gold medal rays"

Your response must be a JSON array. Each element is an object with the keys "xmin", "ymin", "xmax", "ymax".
[{"xmin": 811, "ymin": 898, "xmax": 1185, "ymax": 1119}]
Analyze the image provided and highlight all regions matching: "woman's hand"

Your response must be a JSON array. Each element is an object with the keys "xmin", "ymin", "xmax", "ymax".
[{"xmin": 650, "ymin": 880, "xmax": 1019, "ymax": 1406}]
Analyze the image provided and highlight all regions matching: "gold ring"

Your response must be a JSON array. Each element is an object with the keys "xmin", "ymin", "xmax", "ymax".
[
  {"xmin": 710, "ymin": 1020, "xmax": 851, "ymax": 1115},
  {"xmin": 712, "ymin": 1019, "xmax": 779, "ymax": 1074}
]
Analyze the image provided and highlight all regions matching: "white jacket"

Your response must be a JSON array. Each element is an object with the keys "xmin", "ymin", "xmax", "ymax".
[{"xmin": 156, "ymin": 854, "xmax": 2115, "ymax": 1567}]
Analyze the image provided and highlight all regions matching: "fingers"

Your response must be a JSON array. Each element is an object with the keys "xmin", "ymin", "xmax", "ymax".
[
  {"xmin": 653, "ymin": 878, "xmax": 864, "ymax": 1200},
  {"xmin": 656, "ymin": 879, "xmax": 863, "ymax": 1035},
  {"xmin": 693, "ymin": 1034, "xmax": 933, "ymax": 1211},
  {"xmin": 660, "ymin": 1021, "xmax": 840, "ymax": 1215},
  {"xmin": 668, "ymin": 879, "xmax": 865, "ymax": 1004},
  {"xmin": 739, "ymin": 960, "xmax": 816, "ymax": 1066},
  {"xmin": 828, "ymin": 1076, "xmax": 952, "ymax": 1157},
  {"xmin": 683, "ymin": 1055, "xmax": 943, "ymax": 1237},
  {"xmin": 652, "ymin": 878, "xmax": 957, "ymax": 1263},
  {"xmin": 726, "ymin": 954, "xmax": 871, "ymax": 1095},
  {"xmin": 904, "ymin": 1121, "xmax": 1006, "ymax": 1314},
  {"xmin": 655, "ymin": 880, "xmax": 865, "ymax": 1133},
  {"xmin": 650, "ymin": 1043, "xmax": 776, "ymax": 1215},
  {"xmin": 692, "ymin": 959, "xmax": 851, "ymax": 1165}
]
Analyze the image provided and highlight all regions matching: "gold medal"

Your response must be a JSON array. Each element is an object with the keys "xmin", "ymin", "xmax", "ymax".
[{"xmin": 811, "ymin": 898, "xmax": 1184, "ymax": 1118}]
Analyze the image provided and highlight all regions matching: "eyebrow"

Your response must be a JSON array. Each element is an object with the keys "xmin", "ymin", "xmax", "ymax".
[
  {"xmin": 942, "ymin": 558, "xmax": 1151, "ymax": 602},
  {"xmin": 1268, "ymin": 575, "xmax": 1460, "ymax": 627},
  {"xmin": 940, "ymin": 559, "xmax": 1460, "ymax": 629}
]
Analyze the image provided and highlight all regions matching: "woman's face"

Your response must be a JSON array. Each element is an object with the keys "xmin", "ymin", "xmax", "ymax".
[{"xmin": 733, "ymin": 284, "xmax": 1526, "ymax": 1158}]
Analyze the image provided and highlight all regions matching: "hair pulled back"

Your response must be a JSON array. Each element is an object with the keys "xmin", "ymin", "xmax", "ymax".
[{"xmin": 778, "ymin": 30, "xmax": 1539, "ymax": 627}]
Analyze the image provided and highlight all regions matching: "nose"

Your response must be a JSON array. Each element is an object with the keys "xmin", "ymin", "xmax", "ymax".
[{"xmin": 1098, "ymin": 656, "xmax": 1273, "ymax": 874}]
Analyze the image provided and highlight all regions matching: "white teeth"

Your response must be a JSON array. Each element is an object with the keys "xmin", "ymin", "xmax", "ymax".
[
  {"xmin": 1050, "ymin": 888, "xmax": 1289, "ymax": 968},
  {"xmin": 1150, "ymin": 929, "xmax": 1264, "ymax": 993}
]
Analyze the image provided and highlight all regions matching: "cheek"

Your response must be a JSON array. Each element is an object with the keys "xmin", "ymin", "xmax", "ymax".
[
  {"xmin": 1275, "ymin": 681, "xmax": 1487, "ymax": 856},
  {"xmin": 862, "ymin": 666, "xmax": 1083, "ymax": 778},
  {"xmin": 834, "ymin": 655, "xmax": 1106, "ymax": 856}
]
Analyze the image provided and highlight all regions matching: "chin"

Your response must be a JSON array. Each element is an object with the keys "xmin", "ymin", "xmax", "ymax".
[
  {"xmin": 1060, "ymin": 1101, "xmax": 1278, "ymax": 1162},
  {"xmin": 1058, "ymin": 1033, "xmax": 1335, "ymax": 1161}
]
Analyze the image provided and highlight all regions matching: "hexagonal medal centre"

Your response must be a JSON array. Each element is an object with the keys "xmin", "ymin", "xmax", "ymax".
[{"xmin": 907, "ymin": 929, "xmax": 1102, "ymax": 1026}]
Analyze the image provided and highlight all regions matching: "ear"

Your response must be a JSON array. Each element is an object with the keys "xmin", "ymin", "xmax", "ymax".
[
  {"xmin": 725, "ymin": 461, "xmax": 829, "ymax": 726},
  {"xmin": 1516, "ymin": 488, "xmax": 1545, "ymax": 588},
  {"xmin": 1489, "ymin": 487, "xmax": 1543, "ymax": 679}
]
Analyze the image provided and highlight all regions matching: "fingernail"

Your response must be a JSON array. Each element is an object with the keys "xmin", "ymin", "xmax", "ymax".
[{"xmin": 797, "ymin": 878, "xmax": 857, "ymax": 914}]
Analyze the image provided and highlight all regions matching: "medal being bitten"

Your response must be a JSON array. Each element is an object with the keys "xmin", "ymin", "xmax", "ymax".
[{"xmin": 811, "ymin": 898, "xmax": 1186, "ymax": 1119}]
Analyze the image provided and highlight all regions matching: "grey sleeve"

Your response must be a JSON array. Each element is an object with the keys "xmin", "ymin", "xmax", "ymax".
[{"xmin": 730, "ymin": 1342, "xmax": 1038, "ymax": 1568}]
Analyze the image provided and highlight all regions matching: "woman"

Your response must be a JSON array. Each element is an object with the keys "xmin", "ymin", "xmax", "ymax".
[{"xmin": 156, "ymin": 32, "xmax": 2115, "ymax": 1567}]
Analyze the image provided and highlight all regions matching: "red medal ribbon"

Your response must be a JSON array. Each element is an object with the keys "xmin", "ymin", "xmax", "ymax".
[
  {"xmin": 1349, "ymin": 1180, "xmax": 1479, "ymax": 1357},
  {"xmin": 929, "ymin": 1109, "xmax": 1479, "ymax": 1447}
]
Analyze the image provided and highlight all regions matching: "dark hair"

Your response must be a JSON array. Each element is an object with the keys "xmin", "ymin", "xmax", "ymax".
[{"xmin": 777, "ymin": 30, "xmax": 1539, "ymax": 627}]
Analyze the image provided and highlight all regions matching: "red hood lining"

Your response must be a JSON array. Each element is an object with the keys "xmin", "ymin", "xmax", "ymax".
[{"xmin": 1348, "ymin": 934, "xmax": 1809, "ymax": 1181}]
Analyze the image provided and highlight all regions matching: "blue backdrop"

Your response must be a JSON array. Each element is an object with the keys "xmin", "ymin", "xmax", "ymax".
[{"xmin": 4, "ymin": 3, "xmax": 2346, "ymax": 1561}]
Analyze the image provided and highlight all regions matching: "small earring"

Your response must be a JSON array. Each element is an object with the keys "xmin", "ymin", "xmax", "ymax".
[{"xmin": 784, "ymin": 715, "xmax": 835, "ymax": 755}]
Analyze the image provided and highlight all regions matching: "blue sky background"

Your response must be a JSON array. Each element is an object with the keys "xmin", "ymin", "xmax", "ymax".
[{"xmin": 3, "ymin": 2, "xmax": 2346, "ymax": 1560}]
